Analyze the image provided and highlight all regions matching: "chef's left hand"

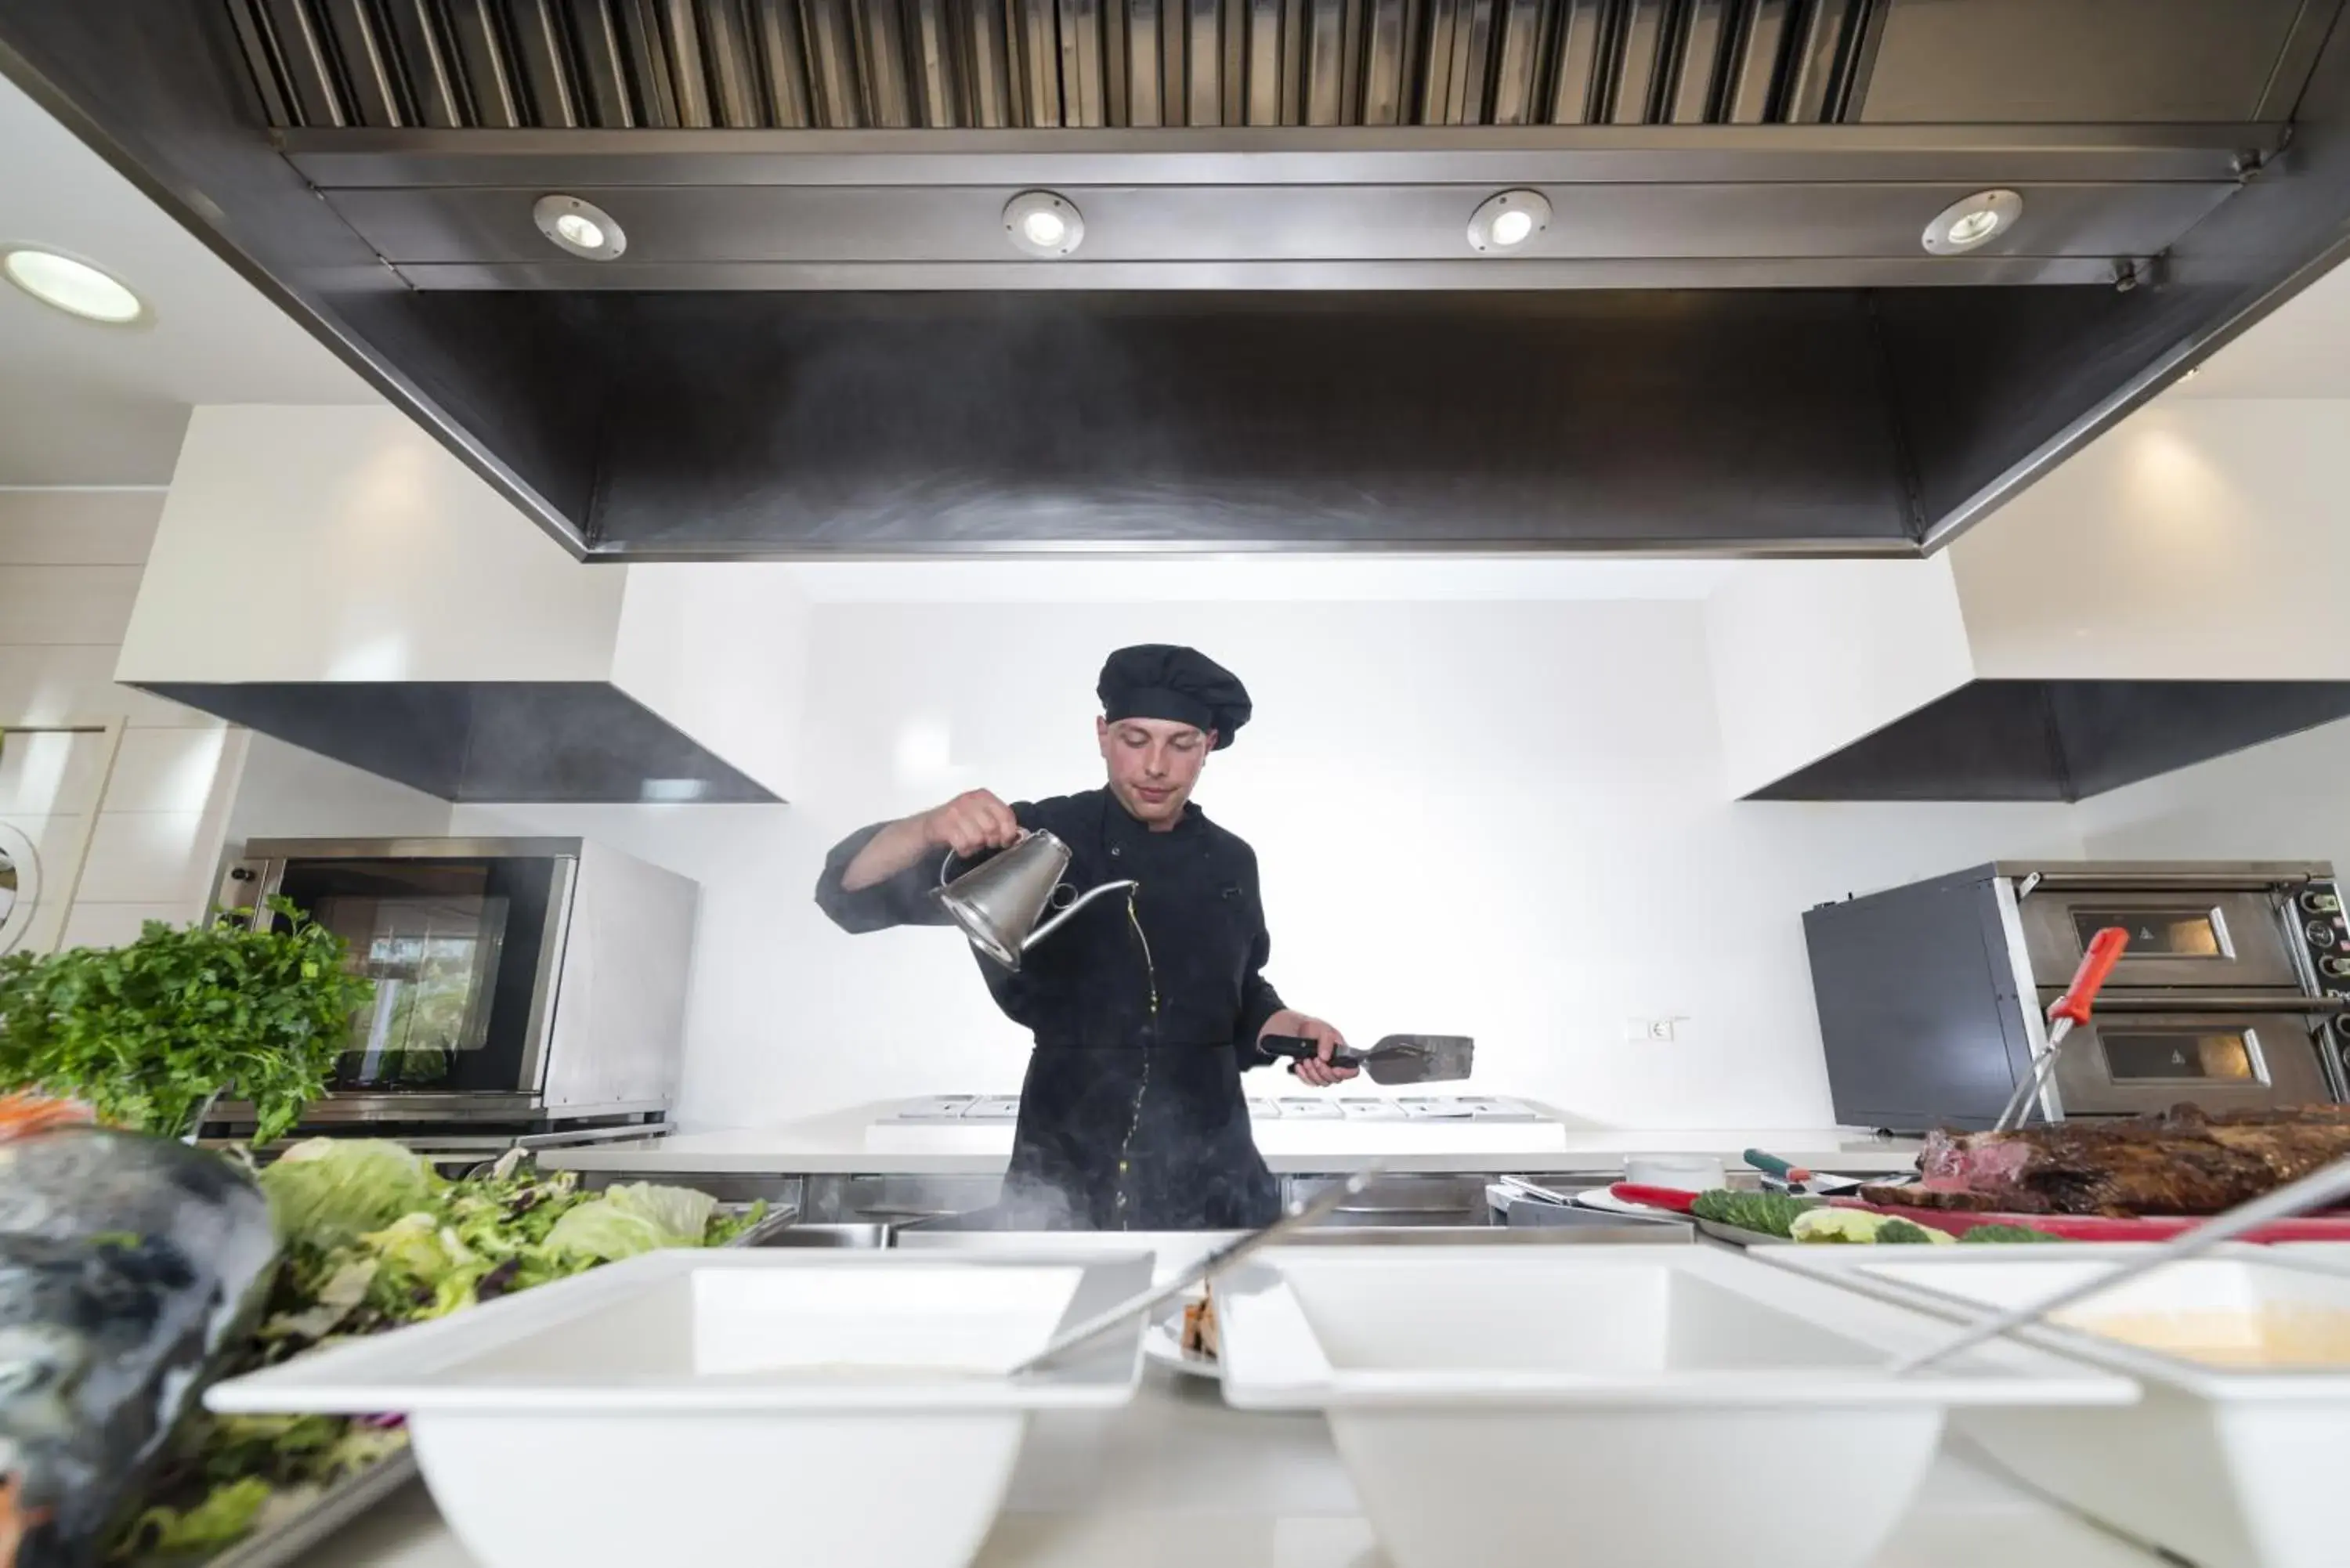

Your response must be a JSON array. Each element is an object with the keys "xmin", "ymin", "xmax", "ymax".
[{"xmin": 1264, "ymin": 1011, "xmax": 1358, "ymax": 1086}]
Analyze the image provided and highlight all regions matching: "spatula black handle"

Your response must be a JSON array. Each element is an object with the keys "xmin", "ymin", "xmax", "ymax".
[{"xmin": 1262, "ymin": 1035, "xmax": 1363, "ymax": 1068}]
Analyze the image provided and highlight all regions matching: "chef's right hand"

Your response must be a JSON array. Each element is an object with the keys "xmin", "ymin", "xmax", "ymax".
[{"xmin": 921, "ymin": 789, "xmax": 1022, "ymax": 858}]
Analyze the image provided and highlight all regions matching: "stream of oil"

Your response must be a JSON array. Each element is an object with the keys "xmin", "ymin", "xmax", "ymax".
[{"xmin": 1112, "ymin": 886, "xmax": 1159, "ymax": 1230}]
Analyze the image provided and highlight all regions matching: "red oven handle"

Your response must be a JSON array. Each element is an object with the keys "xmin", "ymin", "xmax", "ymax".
[{"xmin": 2050, "ymin": 926, "xmax": 2131, "ymax": 1030}]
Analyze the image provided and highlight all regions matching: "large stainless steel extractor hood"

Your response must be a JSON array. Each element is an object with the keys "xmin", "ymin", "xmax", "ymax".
[{"xmin": 4, "ymin": 1, "xmax": 2348, "ymax": 558}]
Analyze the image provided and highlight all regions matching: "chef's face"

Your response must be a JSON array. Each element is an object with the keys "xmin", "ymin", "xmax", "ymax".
[{"xmin": 1098, "ymin": 717, "xmax": 1212, "ymax": 827}]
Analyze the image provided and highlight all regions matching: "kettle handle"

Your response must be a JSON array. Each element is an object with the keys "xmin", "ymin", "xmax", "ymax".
[{"xmin": 938, "ymin": 830, "xmax": 1031, "ymax": 889}]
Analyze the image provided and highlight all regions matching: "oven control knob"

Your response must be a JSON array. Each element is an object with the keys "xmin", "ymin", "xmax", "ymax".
[
  {"xmin": 2307, "ymin": 891, "xmax": 2345, "ymax": 916},
  {"xmin": 2324, "ymin": 957, "xmax": 2350, "ymax": 978}
]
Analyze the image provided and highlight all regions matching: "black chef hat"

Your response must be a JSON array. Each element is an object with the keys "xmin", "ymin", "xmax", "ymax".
[{"xmin": 1097, "ymin": 645, "xmax": 1251, "ymax": 750}]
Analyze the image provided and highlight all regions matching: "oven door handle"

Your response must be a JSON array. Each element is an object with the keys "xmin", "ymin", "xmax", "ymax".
[
  {"xmin": 2057, "ymin": 993, "xmax": 2349, "ymax": 1015},
  {"xmin": 2016, "ymin": 871, "xmax": 2316, "ymax": 892}
]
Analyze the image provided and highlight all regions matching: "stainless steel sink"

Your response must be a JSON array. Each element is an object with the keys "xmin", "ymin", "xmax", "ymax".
[
  {"xmin": 742, "ymin": 1222, "xmax": 894, "ymax": 1248},
  {"xmin": 1271, "ymin": 1222, "xmax": 1691, "ymax": 1246},
  {"xmin": 888, "ymin": 1220, "xmax": 1692, "ymax": 1255}
]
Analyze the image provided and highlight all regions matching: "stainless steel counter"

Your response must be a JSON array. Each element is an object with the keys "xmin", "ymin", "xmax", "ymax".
[{"xmin": 539, "ymin": 1107, "xmax": 1927, "ymax": 1181}]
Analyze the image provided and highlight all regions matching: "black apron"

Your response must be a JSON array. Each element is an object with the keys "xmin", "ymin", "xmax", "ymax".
[{"xmin": 815, "ymin": 788, "xmax": 1288, "ymax": 1230}]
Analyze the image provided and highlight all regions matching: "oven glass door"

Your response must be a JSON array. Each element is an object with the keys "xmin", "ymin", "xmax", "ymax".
[
  {"xmin": 2018, "ymin": 891, "xmax": 2301, "ymax": 991},
  {"xmin": 2048, "ymin": 1011, "xmax": 2332, "ymax": 1118},
  {"xmin": 274, "ymin": 856, "xmax": 566, "ymax": 1096}
]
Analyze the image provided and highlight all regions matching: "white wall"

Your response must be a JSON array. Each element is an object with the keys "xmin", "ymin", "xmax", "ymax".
[
  {"xmin": 1951, "ymin": 401, "xmax": 2350, "ymax": 678},
  {"xmin": 224, "ymin": 732, "xmax": 452, "ymax": 848},
  {"xmin": 611, "ymin": 564, "xmax": 810, "ymax": 800},
  {"xmin": 1, "ymin": 488, "xmax": 465, "ymax": 952},
  {"xmin": 0, "ymin": 489, "xmax": 243, "ymax": 948},
  {"xmin": 2072, "ymin": 715, "xmax": 2350, "ymax": 873},
  {"xmin": 454, "ymin": 596, "xmax": 2084, "ymax": 1133},
  {"xmin": 1704, "ymin": 556, "xmax": 1976, "ymax": 799},
  {"xmin": 120, "ymin": 406, "xmax": 624, "ymax": 686},
  {"xmin": 1705, "ymin": 399, "xmax": 2350, "ymax": 800},
  {"xmin": 121, "ymin": 410, "xmax": 802, "ymax": 798},
  {"xmin": 1944, "ymin": 399, "xmax": 2350, "ymax": 883}
]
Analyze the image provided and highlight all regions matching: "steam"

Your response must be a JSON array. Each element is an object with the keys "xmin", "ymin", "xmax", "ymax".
[{"xmin": 993, "ymin": 1172, "xmax": 1078, "ymax": 1232}]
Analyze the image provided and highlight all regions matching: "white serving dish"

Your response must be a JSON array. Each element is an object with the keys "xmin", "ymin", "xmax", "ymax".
[
  {"xmin": 1765, "ymin": 1246, "xmax": 2350, "ymax": 1568},
  {"xmin": 1216, "ymin": 1245, "xmax": 2131, "ymax": 1568},
  {"xmin": 1623, "ymin": 1153, "xmax": 1726, "ymax": 1191},
  {"xmin": 207, "ymin": 1249, "xmax": 1151, "ymax": 1568}
]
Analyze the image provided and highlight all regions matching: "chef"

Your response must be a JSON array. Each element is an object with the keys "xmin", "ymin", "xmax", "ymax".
[{"xmin": 813, "ymin": 644, "xmax": 1354, "ymax": 1230}]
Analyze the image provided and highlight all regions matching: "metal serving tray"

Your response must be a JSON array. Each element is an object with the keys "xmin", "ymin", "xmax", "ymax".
[
  {"xmin": 1693, "ymin": 1218, "xmax": 1795, "ymax": 1248},
  {"xmin": 159, "ymin": 1201, "xmax": 796, "ymax": 1568}
]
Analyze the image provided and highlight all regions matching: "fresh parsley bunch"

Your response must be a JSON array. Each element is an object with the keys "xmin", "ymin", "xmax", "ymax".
[{"xmin": 0, "ymin": 897, "xmax": 372, "ymax": 1143}]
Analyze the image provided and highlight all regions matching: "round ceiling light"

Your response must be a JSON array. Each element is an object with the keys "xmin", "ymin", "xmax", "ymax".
[
  {"xmin": 1, "ymin": 248, "xmax": 145, "ymax": 324},
  {"xmin": 1467, "ymin": 190, "xmax": 1552, "ymax": 254},
  {"xmin": 533, "ymin": 194, "xmax": 627, "ymax": 260},
  {"xmin": 1922, "ymin": 189, "xmax": 2023, "ymax": 256},
  {"xmin": 1003, "ymin": 191, "xmax": 1084, "ymax": 258}
]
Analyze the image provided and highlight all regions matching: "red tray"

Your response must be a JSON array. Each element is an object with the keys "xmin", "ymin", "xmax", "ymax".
[
  {"xmin": 1607, "ymin": 1182, "xmax": 2350, "ymax": 1243},
  {"xmin": 1825, "ymin": 1194, "xmax": 2350, "ymax": 1245}
]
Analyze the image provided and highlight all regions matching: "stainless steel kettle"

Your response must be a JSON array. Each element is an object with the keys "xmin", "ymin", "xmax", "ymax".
[{"xmin": 933, "ymin": 831, "xmax": 1136, "ymax": 972}]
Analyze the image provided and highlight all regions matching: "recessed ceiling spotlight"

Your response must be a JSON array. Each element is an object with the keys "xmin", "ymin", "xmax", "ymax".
[
  {"xmin": 533, "ymin": 194, "xmax": 627, "ymax": 260},
  {"xmin": 1003, "ymin": 191, "xmax": 1084, "ymax": 258},
  {"xmin": 0, "ymin": 247, "xmax": 145, "ymax": 324},
  {"xmin": 1922, "ymin": 189, "xmax": 2023, "ymax": 256},
  {"xmin": 1467, "ymin": 190, "xmax": 1552, "ymax": 254}
]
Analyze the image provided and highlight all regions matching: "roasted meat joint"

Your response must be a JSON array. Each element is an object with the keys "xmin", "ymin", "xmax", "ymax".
[{"xmin": 1865, "ymin": 1104, "xmax": 2350, "ymax": 1216}]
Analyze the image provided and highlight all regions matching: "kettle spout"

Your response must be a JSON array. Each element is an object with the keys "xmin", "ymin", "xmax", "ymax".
[{"xmin": 1022, "ymin": 879, "xmax": 1139, "ymax": 951}]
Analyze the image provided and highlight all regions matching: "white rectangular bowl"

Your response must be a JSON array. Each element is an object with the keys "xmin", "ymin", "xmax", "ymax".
[
  {"xmin": 207, "ymin": 1249, "xmax": 1152, "ymax": 1568},
  {"xmin": 1217, "ymin": 1245, "xmax": 2132, "ymax": 1568},
  {"xmin": 1764, "ymin": 1246, "xmax": 2350, "ymax": 1568}
]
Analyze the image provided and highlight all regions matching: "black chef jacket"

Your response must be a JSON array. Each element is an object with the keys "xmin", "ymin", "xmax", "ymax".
[{"xmin": 814, "ymin": 789, "xmax": 1288, "ymax": 1230}]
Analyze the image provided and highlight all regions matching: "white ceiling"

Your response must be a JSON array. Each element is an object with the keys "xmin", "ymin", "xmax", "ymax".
[{"xmin": 0, "ymin": 74, "xmax": 374, "ymax": 486}]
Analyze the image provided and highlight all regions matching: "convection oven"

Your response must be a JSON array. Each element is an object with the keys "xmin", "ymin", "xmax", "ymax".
[
  {"xmin": 213, "ymin": 837, "xmax": 696, "ymax": 1131},
  {"xmin": 1806, "ymin": 862, "xmax": 2347, "ymax": 1132}
]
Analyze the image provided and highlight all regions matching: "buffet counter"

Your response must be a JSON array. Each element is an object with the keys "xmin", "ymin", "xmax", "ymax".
[
  {"xmin": 288, "ymin": 1369, "xmax": 2160, "ymax": 1568},
  {"xmin": 538, "ymin": 1100, "xmax": 1925, "ymax": 1179}
]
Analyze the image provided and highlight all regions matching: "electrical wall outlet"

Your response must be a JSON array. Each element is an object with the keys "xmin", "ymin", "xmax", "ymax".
[{"xmin": 1625, "ymin": 1017, "xmax": 1684, "ymax": 1042}]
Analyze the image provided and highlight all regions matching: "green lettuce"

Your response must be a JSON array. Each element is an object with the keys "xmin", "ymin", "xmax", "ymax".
[
  {"xmin": 1688, "ymin": 1188, "xmax": 1821, "ymax": 1238},
  {"xmin": 544, "ymin": 1181, "xmax": 720, "ymax": 1262},
  {"xmin": 118, "ymin": 1161, "xmax": 757, "ymax": 1562},
  {"xmin": 122, "ymin": 1476, "xmax": 273, "ymax": 1557},
  {"xmin": 259, "ymin": 1138, "xmax": 443, "ymax": 1249},
  {"xmin": 365, "ymin": 1213, "xmax": 463, "ymax": 1285}
]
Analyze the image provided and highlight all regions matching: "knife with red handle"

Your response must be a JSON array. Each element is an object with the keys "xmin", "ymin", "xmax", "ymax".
[
  {"xmin": 1992, "ymin": 925, "xmax": 2130, "ymax": 1132},
  {"xmin": 2051, "ymin": 925, "xmax": 2131, "ymax": 1035},
  {"xmin": 1611, "ymin": 1183, "xmax": 1701, "ymax": 1213}
]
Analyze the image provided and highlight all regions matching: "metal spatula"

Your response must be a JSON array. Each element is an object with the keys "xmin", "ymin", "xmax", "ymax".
[{"xmin": 1262, "ymin": 1033, "xmax": 1474, "ymax": 1085}]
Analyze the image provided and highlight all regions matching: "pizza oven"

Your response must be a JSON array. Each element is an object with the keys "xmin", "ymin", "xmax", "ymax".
[{"xmin": 1805, "ymin": 862, "xmax": 2350, "ymax": 1133}]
